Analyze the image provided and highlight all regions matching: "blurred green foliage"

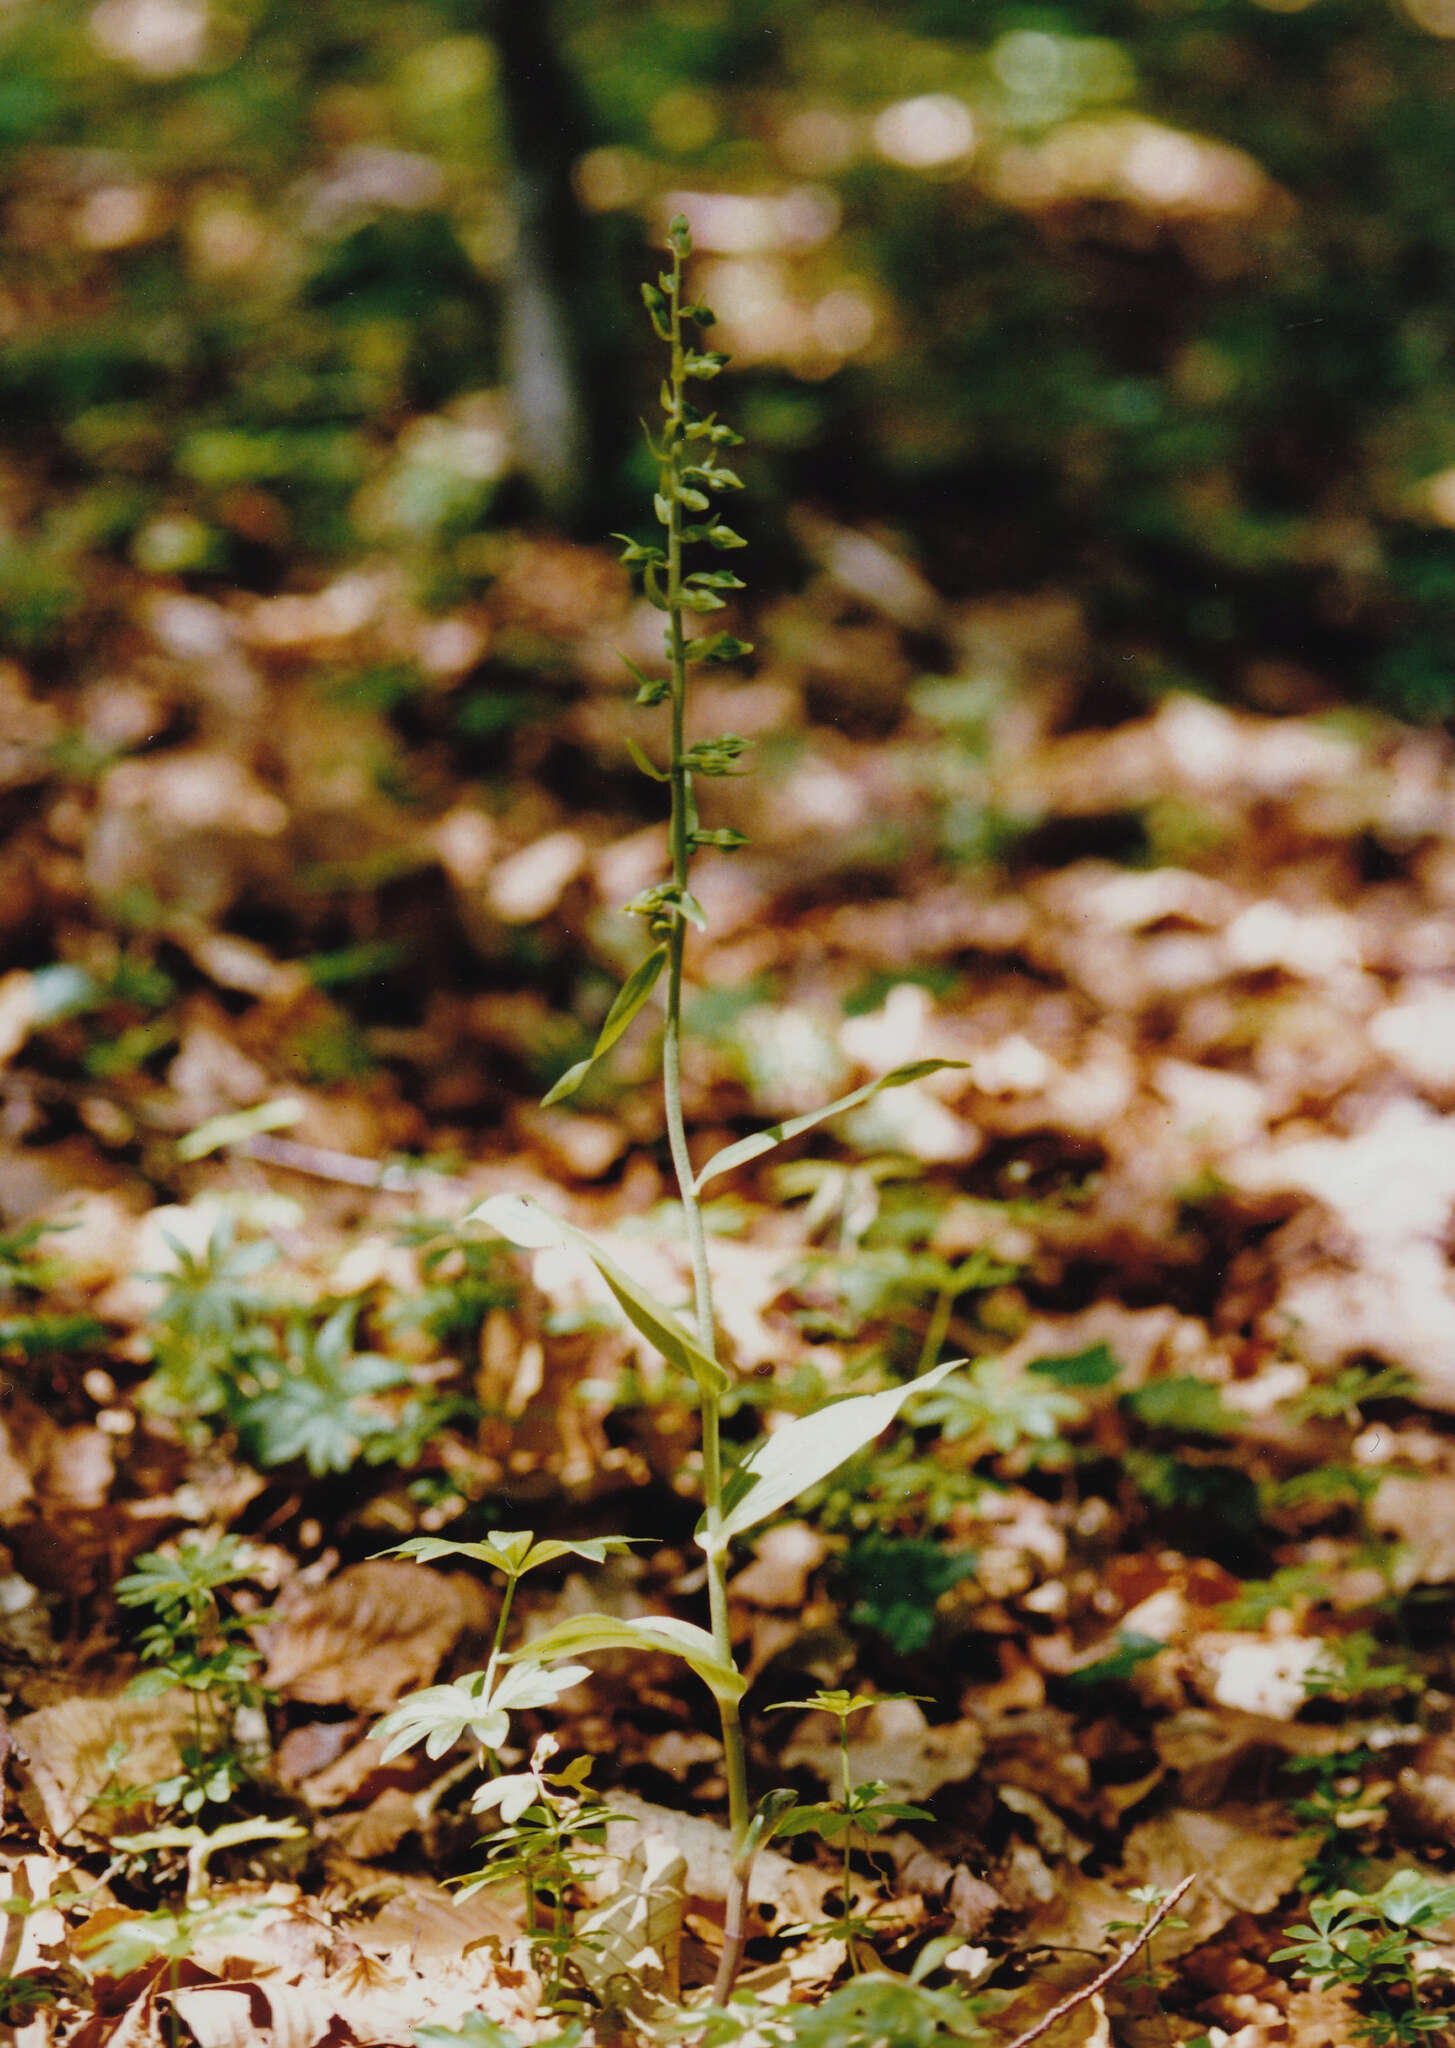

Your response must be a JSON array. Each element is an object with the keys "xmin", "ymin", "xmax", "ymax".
[{"xmin": 4, "ymin": 0, "xmax": 1455, "ymax": 711}]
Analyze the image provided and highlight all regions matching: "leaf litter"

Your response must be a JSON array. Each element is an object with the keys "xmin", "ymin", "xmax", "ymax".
[{"xmin": 4, "ymin": 548, "xmax": 1455, "ymax": 2043}]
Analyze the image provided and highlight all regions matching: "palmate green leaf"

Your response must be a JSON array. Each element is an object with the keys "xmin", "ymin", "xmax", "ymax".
[
  {"xmin": 507, "ymin": 1612, "xmax": 746, "ymax": 1705},
  {"xmin": 706, "ymin": 1358, "xmax": 963, "ymax": 1553},
  {"xmin": 468, "ymin": 1194, "xmax": 727, "ymax": 1396},
  {"xmin": 231, "ymin": 1347, "xmax": 409, "ymax": 1475},
  {"xmin": 692, "ymin": 1058, "xmax": 970, "ymax": 1193},
  {"xmin": 375, "ymin": 1661, "xmax": 592, "ymax": 1763},
  {"xmin": 414, "ymin": 2015, "xmax": 585, "ymax": 2048},
  {"xmin": 1357, "ymin": 1868, "xmax": 1455, "ymax": 1929},
  {"xmin": 1027, "ymin": 1341, "xmax": 1121, "ymax": 1388},
  {"xmin": 116, "ymin": 1535, "xmax": 249, "ymax": 1613},
  {"xmin": 540, "ymin": 945, "xmax": 668, "ymax": 1107},
  {"xmin": 381, "ymin": 1532, "xmax": 640, "ymax": 1579}
]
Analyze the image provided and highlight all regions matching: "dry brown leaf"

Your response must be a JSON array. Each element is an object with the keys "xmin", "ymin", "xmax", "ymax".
[
  {"xmin": 604, "ymin": 1791, "xmax": 832, "ymax": 1927},
  {"xmin": 1284, "ymin": 1979, "xmax": 1364, "ymax": 2044},
  {"xmin": 165, "ymin": 1017, "xmax": 271, "ymax": 1126},
  {"xmin": 16, "ymin": 1691, "xmax": 195, "ymax": 1838},
  {"xmin": 512, "ymin": 1104, "xmax": 628, "ymax": 1182},
  {"xmin": 999, "ymin": 1784, "xmax": 1092, "ymax": 1864},
  {"xmin": 640, "ymin": 1729, "xmax": 723, "ymax": 1780},
  {"xmin": 40, "ymin": 1426, "xmax": 114, "ymax": 1512},
  {"xmin": 315, "ymin": 1787, "xmax": 430, "ymax": 1860},
  {"xmin": 0, "ymin": 1851, "xmax": 76, "ymax": 1984},
  {"xmin": 87, "ymin": 749, "xmax": 289, "ymax": 920},
  {"xmin": 353, "ymin": 1873, "xmax": 523, "ymax": 1960},
  {"xmin": 71, "ymin": 1974, "xmax": 171, "ymax": 2048},
  {"xmin": 1120, "ymin": 1805, "xmax": 1313, "ymax": 1952},
  {"xmin": 272, "ymin": 1718, "xmax": 363, "ymax": 1796},
  {"xmin": 1374, "ymin": 1470, "xmax": 1455, "ymax": 1586},
  {"xmin": 574, "ymin": 1833, "xmax": 687, "ymax": 2003},
  {"xmin": 0, "ymin": 968, "xmax": 39, "ymax": 1066},
  {"xmin": 0, "ymin": 1404, "xmax": 47, "ymax": 1523},
  {"xmin": 1156, "ymin": 1706, "xmax": 1380, "ymax": 1806},
  {"xmin": 729, "ymin": 1522, "xmax": 828, "ymax": 1607},
  {"xmin": 783, "ymin": 1696, "xmax": 984, "ymax": 1803},
  {"xmin": 989, "ymin": 1977, "xmax": 1112, "ymax": 2048},
  {"xmin": 488, "ymin": 829, "xmax": 587, "ymax": 923},
  {"xmin": 258, "ymin": 1561, "xmax": 491, "ymax": 1712},
  {"xmin": 163, "ymin": 1983, "xmax": 345, "ymax": 2048},
  {"xmin": 327, "ymin": 1881, "xmax": 542, "ymax": 2035}
]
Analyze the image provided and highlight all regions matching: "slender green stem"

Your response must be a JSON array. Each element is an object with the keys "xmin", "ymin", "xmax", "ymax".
[
  {"xmin": 550, "ymin": 1816, "xmax": 566, "ymax": 2001},
  {"xmin": 485, "ymin": 1573, "xmax": 518, "ymax": 1689},
  {"xmin": 840, "ymin": 1719, "xmax": 859, "ymax": 1972},
  {"xmin": 656, "ymin": 227, "xmax": 750, "ymax": 1864},
  {"xmin": 916, "ymin": 1283, "xmax": 955, "ymax": 1380}
]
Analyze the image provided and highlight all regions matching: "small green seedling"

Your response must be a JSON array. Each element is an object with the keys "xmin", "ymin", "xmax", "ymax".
[
  {"xmin": 1104, "ymin": 1882, "xmax": 1191, "ymax": 2026},
  {"xmin": 373, "ymin": 1534, "xmax": 635, "ymax": 2000},
  {"xmin": 373, "ymin": 1529, "xmax": 638, "ymax": 1769},
  {"xmin": 1302, "ymin": 1631, "xmax": 1425, "ymax": 1706},
  {"xmin": 414, "ymin": 2016, "xmax": 586, "ymax": 2048},
  {"xmin": 655, "ymin": 1943, "xmax": 993, "ymax": 2048},
  {"xmin": 116, "ymin": 1536, "xmax": 268, "ymax": 1815},
  {"xmin": 0, "ymin": 1972, "xmax": 62, "ymax": 2023},
  {"xmin": 386, "ymin": 1217, "xmax": 517, "ymax": 1349},
  {"xmin": 466, "ymin": 1734, "xmax": 625, "ymax": 2003},
  {"xmin": 0, "ymin": 1218, "xmax": 106, "ymax": 1365},
  {"xmin": 768, "ymin": 1691, "xmax": 932, "ymax": 1970},
  {"xmin": 1273, "ymin": 1868, "xmax": 1455, "ymax": 2047},
  {"xmin": 1284, "ymin": 1744, "xmax": 1392, "ymax": 1896},
  {"xmin": 74, "ymin": 1824, "xmax": 304, "ymax": 2048},
  {"xmin": 109, "ymin": 1816, "xmax": 307, "ymax": 1904}
]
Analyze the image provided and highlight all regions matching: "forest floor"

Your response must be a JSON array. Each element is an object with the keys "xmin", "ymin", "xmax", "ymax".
[{"xmin": 5, "ymin": 526, "xmax": 1455, "ymax": 2046}]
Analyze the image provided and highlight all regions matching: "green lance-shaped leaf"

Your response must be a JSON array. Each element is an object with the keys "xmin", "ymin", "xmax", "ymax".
[
  {"xmin": 706, "ymin": 1357, "xmax": 964, "ymax": 1554},
  {"xmin": 508, "ymin": 1611, "xmax": 746, "ymax": 1706},
  {"xmin": 177, "ymin": 1095, "xmax": 302, "ymax": 1162},
  {"xmin": 692, "ymin": 1058, "xmax": 969, "ymax": 1194},
  {"xmin": 541, "ymin": 946, "xmax": 668, "ymax": 1107},
  {"xmin": 625, "ymin": 736, "xmax": 669, "ymax": 782},
  {"xmin": 468, "ymin": 1193, "xmax": 728, "ymax": 1396}
]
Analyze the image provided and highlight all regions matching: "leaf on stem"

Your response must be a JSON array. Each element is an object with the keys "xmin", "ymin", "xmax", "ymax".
[
  {"xmin": 507, "ymin": 1612, "xmax": 746, "ymax": 1705},
  {"xmin": 610, "ymin": 535, "xmax": 665, "ymax": 567},
  {"xmin": 683, "ymin": 633, "xmax": 753, "ymax": 666},
  {"xmin": 541, "ymin": 946, "xmax": 668, "ymax": 1107},
  {"xmin": 374, "ymin": 1661, "xmax": 592, "ymax": 1762},
  {"xmin": 705, "ymin": 1357, "xmax": 964, "ymax": 1551},
  {"xmin": 625, "ymin": 737, "xmax": 669, "ymax": 782},
  {"xmin": 639, "ymin": 283, "xmax": 672, "ymax": 342},
  {"xmin": 468, "ymin": 1193, "xmax": 728, "ymax": 1396},
  {"xmin": 692, "ymin": 1057, "xmax": 970, "ymax": 1192},
  {"xmin": 380, "ymin": 1533, "xmax": 641, "ymax": 1577}
]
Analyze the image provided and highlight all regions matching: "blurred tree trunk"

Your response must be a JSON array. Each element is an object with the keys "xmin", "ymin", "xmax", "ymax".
[{"xmin": 489, "ymin": 0, "xmax": 625, "ymax": 529}]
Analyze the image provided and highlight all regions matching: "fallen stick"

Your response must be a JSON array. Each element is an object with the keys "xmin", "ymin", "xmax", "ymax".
[{"xmin": 1004, "ymin": 1873, "xmax": 1197, "ymax": 2048}]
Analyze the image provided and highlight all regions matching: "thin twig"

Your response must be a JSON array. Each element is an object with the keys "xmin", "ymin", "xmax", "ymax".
[
  {"xmin": 244, "ymin": 1134, "xmax": 454, "ymax": 1191},
  {"xmin": 1004, "ymin": 1874, "xmax": 1196, "ymax": 2048}
]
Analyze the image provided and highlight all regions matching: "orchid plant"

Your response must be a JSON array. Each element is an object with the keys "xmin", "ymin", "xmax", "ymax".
[{"xmin": 372, "ymin": 214, "xmax": 965, "ymax": 2004}]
